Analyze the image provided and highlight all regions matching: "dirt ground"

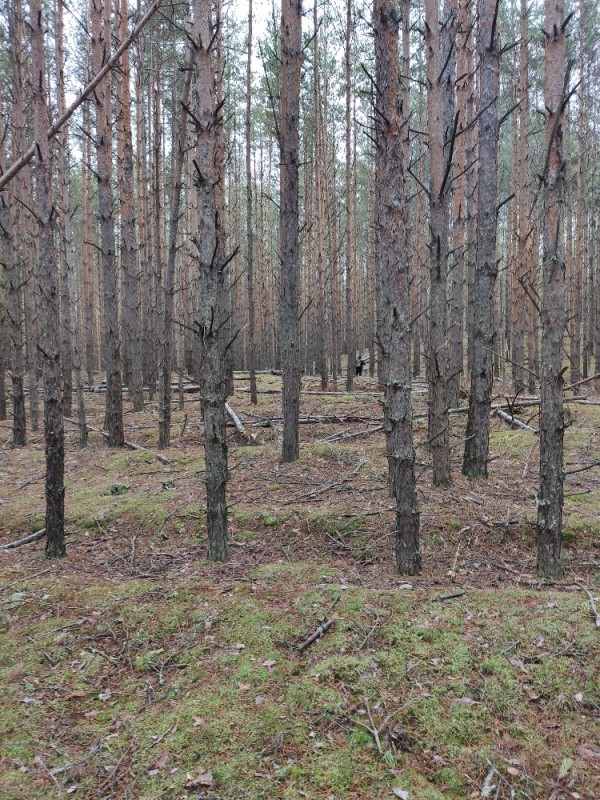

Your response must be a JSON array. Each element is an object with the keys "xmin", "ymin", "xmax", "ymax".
[{"xmin": 1, "ymin": 372, "xmax": 598, "ymax": 588}]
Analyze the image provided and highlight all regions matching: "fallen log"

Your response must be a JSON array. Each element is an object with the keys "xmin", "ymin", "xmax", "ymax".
[
  {"xmin": 225, "ymin": 403, "xmax": 245, "ymax": 435},
  {"xmin": 494, "ymin": 408, "xmax": 538, "ymax": 432},
  {"xmin": 63, "ymin": 417, "xmax": 170, "ymax": 464},
  {"xmin": 2, "ymin": 528, "xmax": 46, "ymax": 550}
]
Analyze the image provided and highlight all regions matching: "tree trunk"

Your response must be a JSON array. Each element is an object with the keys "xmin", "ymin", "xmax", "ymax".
[
  {"xmin": 279, "ymin": 0, "xmax": 302, "ymax": 462},
  {"xmin": 92, "ymin": 0, "xmax": 124, "ymax": 447},
  {"xmin": 55, "ymin": 0, "xmax": 73, "ymax": 418},
  {"xmin": 0, "ymin": 122, "xmax": 26, "ymax": 445},
  {"xmin": 191, "ymin": 0, "xmax": 230, "ymax": 561},
  {"xmin": 374, "ymin": 0, "xmax": 420, "ymax": 574},
  {"xmin": 246, "ymin": 0, "xmax": 258, "ymax": 405},
  {"xmin": 425, "ymin": 0, "xmax": 453, "ymax": 485},
  {"xmin": 537, "ymin": 0, "xmax": 570, "ymax": 577},
  {"xmin": 31, "ymin": 0, "xmax": 65, "ymax": 558},
  {"xmin": 159, "ymin": 52, "xmax": 193, "ymax": 448},
  {"xmin": 463, "ymin": 0, "xmax": 500, "ymax": 479},
  {"xmin": 116, "ymin": 0, "xmax": 144, "ymax": 412}
]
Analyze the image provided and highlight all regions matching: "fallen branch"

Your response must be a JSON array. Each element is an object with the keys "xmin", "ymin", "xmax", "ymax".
[
  {"xmin": 565, "ymin": 460, "xmax": 600, "ymax": 476},
  {"xmin": 296, "ymin": 619, "xmax": 334, "ymax": 652},
  {"xmin": 1, "ymin": 528, "xmax": 46, "ymax": 550},
  {"xmin": 225, "ymin": 403, "xmax": 245, "ymax": 435},
  {"xmin": 63, "ymin": 417, "xmax": 170, "ymax": 464},
  {"xmin": 494, "ymin": 407, "xmax": 538, "ymax": 432},
  {"xmin": 565, "ymin": 371, "xmax": 600, "ymax": 391},
  {"xmin": 430, "ymin": 590, "xmax": 468, "ymax": 603},
  {"xmin": 577, "ymin": 583, "xmax": 600, "ymax": 629}
]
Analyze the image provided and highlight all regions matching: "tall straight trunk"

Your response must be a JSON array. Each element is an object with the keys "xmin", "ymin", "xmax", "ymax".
[
  {"xmin": 116, "ymin": 0, "xmax": 144, "ymax": 412},
  {"xmin": 570, "ymin": 3, "xmax": 585, "ymax": 387},
  {"xmin": 463, "ymin": 0, "xmax": 500, "ymax": 479},
  {"xmin": 55, "ymin": 0, "xmax": 73, "ymax": 416},
  {"xmin": 344, "ymin": 0, "xmax": 354, "ymax": 391},
  {"xmin": 159, "ymin": 54, "xmax": 193, "ymax": 448},
  {"xmin": 246, "ymin": 0, "xmax": 258, "ymax": 404},
  {"xmin": 279, "ymin": 0, "xmax": 302, "ymax": 462},
  {"xmin": 313, "ymin": 0, "xmax": 328, "ymax": 389},
  {"xmin": 12, "ymin": 0, "xmax": 37, "ymax": 433},
  {"xmin": 425, "ymin": 0, "xmax": 452, "ymax": 485},
  {"xmin": 0, "ymin": 121, "xmax": 26, "ymax": 445},
  {"xmin": 374, "ymin": 0, "xmax": 420, "ymax": 574},
  {"xmin": 192, "ymin": 0, "xmax": 229, "ymax": 561},
  {"xmin": 82, "ymin": 66, "xmax": 97, "ymax": 386},
  {"xmin": 537, "ymin": 0, "xmax": 569, "ymax": 577},
  {"xmin": 31, "ymin": 0, "xmax": 65, "ymax": 558},
  {"xmin": 515, "ymin": 0, "xmax": 531, "ymax": 393},
  {"xmin": 92, "ymin": 0, "xmax": 124, "ymax": 446}
]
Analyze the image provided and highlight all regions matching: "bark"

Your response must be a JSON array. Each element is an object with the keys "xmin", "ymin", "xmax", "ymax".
[
  {"xmin": 425, "ymin": 0, "xmax": 452, "ymax": 485},
  {"xmin": 313, "ymin": 0, "xmax": 328, "ymax": 390},
  {"xmin": 192, "ymin": 0, "xmax": 229, "ymax": 561},
  {"xmin": 159, "ymin": 52, "xmax": 193, "ymax": 448},
  {"xmin": 374, "ymin": 0, "xmax": 420, "ymax": 574},
  {"xmin": 570, "ymin": 3, "xmax": 585, "ymax": 387},
  {"xmin": 0, "ymin": 122, "xmax": 26, "ymax": 445},
  {"xmin": 246, "ymin": 0, "xmax": 258, "ymax": 405},
  {"xmin": 463, "ymin": 0, "xmax": 500, "ymax": 479},
  {"xmin": 537, "ymin": 0, "xmax": 570, "ymax": 578},
  {"xmin": 514, "ymin": 0, "xmax": 531, "ymax": 394},
  {"xmin": 11, "ymin": 0, "xmax": 33, "ymax": 437},
  {"xmin": 279, "ymin": 0, "xmax": 302, "ymax": 462},
  {"xmin": 344, "ymin": 0, "xmax": 355, "ymax": 392},
  {"xmin": 116, "ymin": 0, "xmax": 144, "ymax": 412},
  {"xmin": 31, "ymin": 0, "xmax": 65, "ymax": 558},
  {"xmin": 55, "ymin": 0, "xmax": 73, "ymax": 417},
  {"xmin": 92, "ymin": 0, "xmax": 124, "ymax": 447}
]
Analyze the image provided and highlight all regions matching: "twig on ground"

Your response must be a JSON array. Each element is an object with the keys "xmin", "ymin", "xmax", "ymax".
[
  {"xmin": 430, "ymin": 590, "xmax": 468, "ymax": 602},
  {"xmin": 296, "ymin": 619, "xmax": 334, "ymax": 652},
  {"xmin": 577, "ymin": 583, "xmax": 600, "ymax": 629},
  {"xmin": 351, "ymin": 697, "xmax": 413, "ymax": 756},
  {"xmin": 64, "ymin": 416, "xmax": 170, "ymax": 464}
]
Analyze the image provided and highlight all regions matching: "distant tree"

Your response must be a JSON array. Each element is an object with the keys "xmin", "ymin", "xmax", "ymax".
[
  {"xmin": 91, "ymin": 0, "xmax": 124, "ymax": 447},
  {"xmin": 463, "ymin": 0, "xmax": 501, "ymax": 479}
]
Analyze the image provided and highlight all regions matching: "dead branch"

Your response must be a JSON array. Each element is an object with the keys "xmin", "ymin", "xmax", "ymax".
[
  {"xmin": 494, "ymin": 408, "xmax": 538, "ymax": 432},
  {"xmin": 296, "ymin": 619, "xmax": 334, "ymax": 652},
  {"xmin": 1, "ymin": 528, "xmax": 46, "ymax": 550},
  {"xmin": 63, "ymin": 416, "xmax": 169, "ymax": 464},
  {"xmin": 577, "ymin": 583, "xmax": 600, "ymax": 629}
]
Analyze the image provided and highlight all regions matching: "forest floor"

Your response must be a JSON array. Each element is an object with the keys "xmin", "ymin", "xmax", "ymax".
[{"xmin": 0, "ymin": 372, "xmax": 599, "ymax": 800}]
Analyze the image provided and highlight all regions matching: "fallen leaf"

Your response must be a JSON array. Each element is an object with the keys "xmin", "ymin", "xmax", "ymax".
[{"xmin": 185, "ymin": 770, "xmax": 214, "ymax": 789}]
